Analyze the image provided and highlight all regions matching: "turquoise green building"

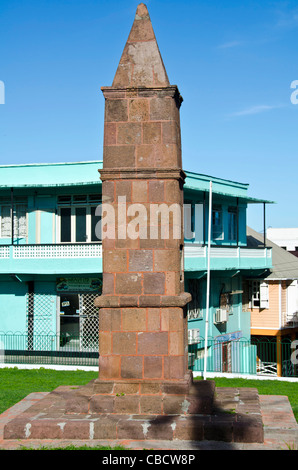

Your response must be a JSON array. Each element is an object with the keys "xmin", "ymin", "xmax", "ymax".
[{"xmin": 0, "ymin": 160, "xmax": 272, "ymax": 372}]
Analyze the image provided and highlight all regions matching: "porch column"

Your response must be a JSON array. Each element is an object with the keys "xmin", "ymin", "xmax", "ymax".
[{"xmin": 276, "ymin": 333, "xmax": 282, "ymax": 377}]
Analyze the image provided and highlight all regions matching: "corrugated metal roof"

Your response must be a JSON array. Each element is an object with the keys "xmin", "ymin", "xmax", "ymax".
[
  {"xmin": 247, "ymin": 226, "xmax": 298, "ymax": 280},
  {"xmin": 0, "ymin": 160, "xmax": 274, "ymax": 205},
  {"xmin": 0, "ymin": 161, "xmax": 103, "ymax": 188}
]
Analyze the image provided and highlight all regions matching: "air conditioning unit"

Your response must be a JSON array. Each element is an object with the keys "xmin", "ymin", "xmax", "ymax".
[{"xmin": 214, "ymin": 308, "xmax": 228, "ymax": 324}]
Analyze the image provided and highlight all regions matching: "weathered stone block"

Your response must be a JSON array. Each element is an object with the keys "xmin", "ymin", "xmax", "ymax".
[
  {"xmin": 233, "ymin": 416, "xmax": 264, "ymax": 443},
  {"xmin": 137, "ymin": 332, "xmax": 168, "ymax": 355},
  {"xmin": 103, "ymin": 249, "xmax": 127, "ymax": 273},
  {"xmin": 164, "ymin": 355, "xmax": 185, "ymax": 379},
  {"xmin": 116, "ymin": 180, "xmax": 132, "ymax": 201},
  {"xmin": 148, "ymin": 180, "xmax": 165, "ymax": 202},
  {"xmin": 112, "ymin": 332, "xmax": 136, "ymax": 355},
  {"xmin": 163, "ymin": 396, "xmax": 186, "ymax": 415},
  {"xmin": 143, "ymin": 122, "xmax": 161, "ymax": 144},
  {"xmin": 121, "ymin": 356, "xmax": 143, "ymax": 379},
  {"xmin": 104, "ymin": 146, "xmax": 135, "ymax": 168},
  {"xmin": 204, "ymin": 420, "xmax": 233, "ymax": 442},
  {"xmin": 99, "ymin": 331, "xmax": 112, "ymax": 355},
  {"xmin": 174, "ymin": 416, "xmax": 204, "ymax": 441},
  {"xmin": 99, "ymin": 308, "xmax": 121, "ymax": 331},
  {"xmin": 98, "ymin": 356, "xmax": 120, "ymax": 379},
  {"xmin": 144, "ymin": 356, "xmax": 163, "ymax": 379},
  {"xmin": 115, "ymin": 273, "xmax": 143, "ymax": 294},
  {"xmin": 93, "ymin": 416, "xmax": 118, "ymax": 439},
  {"xmin": 104, "ymin": 122, "xmax": 117, "ymax": 145},
  {"xmin": 154, "ymin": 249, "xmax": 180, "ymax": 272},
  {"xmin": 150, "ymin": 97, "xmax": 175, "ymax": 121},
  {"xmin": 143, "ymin": 272, "xmax": 165, "ymax": 294},
  {"xmin": 146, "ymin": 416, "xmax": 174, "ymax": 440},
  {"xmin": 169, "ymin": 331, "xmax": 184, "ymax": 355},
  {"xmin": 147, "ymin": 308, "xmax": 161, "ymax": 331},
  {"xmin": 136, "ymin": 144, "xmax": 155, "ymax": 167},
  {"xmin": 102, "ymin": 273, "xmax": 114, "ymax": 295},
  {"xmin": 129, "ymin": 98, "xmax": 150, "ymax": 122},
  {"xmin": 114, "ymin": 395, "xmax": 140, "ymax": 414},
  {"xmin": 117, "ymin": 122, "xmax": 142, "ymax": 145},
  {"xmin": 117, "ymin": 418, "xmax": 146, "ymax": 439},
  {"xmin": 140, "ymin": 395, "xmax": 163, "ymax": 414},
  {"xmin": 122, "ymin": 308, "xmax": 147, "ymax": 331},
  {"xmin": 105, "ymin": 99, "xmax": 128, "ymax": 122},
  {"xmin": 132, "ymin": 180, "xmax": 148, "ymax": 202},
  {"xmin": 114, "ymin": 382, "xmax": 139, "ymax": 395},
  {"xmin": 129, "ymin": 249, "xmax": 153, "ymax": 272},
  {"xmin": 89, "ymin": 395, "xmax": 114, "ymax": 414}
]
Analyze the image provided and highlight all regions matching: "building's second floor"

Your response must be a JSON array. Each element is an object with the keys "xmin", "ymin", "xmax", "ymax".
[{"xmin": 0, "ymin": 160, "xmax": 273, "ymax": 275}]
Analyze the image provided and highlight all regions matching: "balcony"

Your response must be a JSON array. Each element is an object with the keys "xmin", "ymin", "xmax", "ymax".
[
  {"xmin": 0, "ymin": 242, "xmax": 272, "ymax": 275},
  {"xmin": 0, "ymin": 243, "xmax": 102, "ymax": 275},
  {"xmin": 282, "ymin": 311, "xmax": 298, "ymax": 329},
  {"xmin": 184, "ymin": 244, "xmax": 272, "ymax": 272}
]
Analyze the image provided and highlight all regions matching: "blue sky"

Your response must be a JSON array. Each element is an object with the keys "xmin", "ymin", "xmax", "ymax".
[{"xmin": 0, "ymin": 0, "xmax": 297, "ymax": 232}]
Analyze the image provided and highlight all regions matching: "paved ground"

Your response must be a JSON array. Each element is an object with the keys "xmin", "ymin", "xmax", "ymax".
[{"xmin": 0, "ymin": 392, "xmax": 297, "ymax": 450}]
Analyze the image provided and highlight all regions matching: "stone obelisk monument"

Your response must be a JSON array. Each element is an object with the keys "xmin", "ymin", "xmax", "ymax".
[
  {"xmin": 3, "ymin": 4, "xmax": 265, "ymax": 444},
  {"xmin": 94, "ymin": 3, "xmax": 193, "ymax": 406}
]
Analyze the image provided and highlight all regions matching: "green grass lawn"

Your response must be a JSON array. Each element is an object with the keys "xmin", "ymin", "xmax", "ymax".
[
  {"xmin": 0, "ymin": 367, "xmax": 297, "ymax": 422},
  {"xmin": 0, "ymin": 367, "xmax": 97, "ymax": 414}
]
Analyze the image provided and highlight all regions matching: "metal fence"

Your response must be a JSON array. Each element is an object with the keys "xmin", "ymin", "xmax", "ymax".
[
  {"xmin": 0, "ymin": 332, "xmax": 297, "ymax": 377},
  {"xmin": 0, "ymin": 332, "xmax": 99, "ymax": 367},
  {"xmin": 188, "ymin": 336, "xmax": 298, "ymax": 378}
]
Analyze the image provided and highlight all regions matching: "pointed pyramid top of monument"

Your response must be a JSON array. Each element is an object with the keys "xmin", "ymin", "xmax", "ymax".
[{"xmin": 112, "ymin": 3, "xmax": 170, "ymax": 88}]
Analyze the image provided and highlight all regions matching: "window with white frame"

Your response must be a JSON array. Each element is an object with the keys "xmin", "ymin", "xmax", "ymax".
[
  {"xmin": 57, "ymin": 195, "xmax": 101, "ymax": 243},
  {"xmin": 0, "ymin": 203, "xmax": 27, "ymax": 239},
  {"xmin": 249, "ymin": 280, "xmax": 269, "ymax": 309}
]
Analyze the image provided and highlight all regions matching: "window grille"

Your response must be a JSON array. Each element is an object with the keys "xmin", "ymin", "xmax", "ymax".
[
  {"xmin": 26, "ymin": 292, "xmax": 56, "ymax": 351},
  {"xmin": 79, "ymin": 293, "xmax": 99, "ymax": 351}
]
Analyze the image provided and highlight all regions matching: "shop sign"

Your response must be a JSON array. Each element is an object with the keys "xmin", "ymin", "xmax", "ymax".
[{"xmin": 56, "ymin": 277, "xmax": 102, "ymax": 292}]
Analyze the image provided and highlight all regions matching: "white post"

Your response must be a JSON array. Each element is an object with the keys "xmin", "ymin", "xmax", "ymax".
[{"xmin": 203, "ymin": 181, "xmax": 212, "ymax": 380}]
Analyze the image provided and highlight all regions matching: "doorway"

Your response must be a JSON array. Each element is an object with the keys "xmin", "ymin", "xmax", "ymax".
[
  {"xmin": 222, "ymin": 341, "xmax": 231, "ymax": 372},
  {"xmin": 58, "ymin": 292, "xmax": 99, "ymax": 351},
  {"xmin": 59, "ymin": 293, "xmax": 80, "ymax": 339}
]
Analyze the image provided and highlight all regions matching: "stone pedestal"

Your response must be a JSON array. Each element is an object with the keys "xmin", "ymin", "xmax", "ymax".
[{"xmin": 3, "ymin": 382, "xmax": 264, "ymax": 444}]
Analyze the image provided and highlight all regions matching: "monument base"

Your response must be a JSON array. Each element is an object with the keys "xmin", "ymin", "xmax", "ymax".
[{"xmin": 3, "ymin": 380, "xmax": 264, "ymax": 443}]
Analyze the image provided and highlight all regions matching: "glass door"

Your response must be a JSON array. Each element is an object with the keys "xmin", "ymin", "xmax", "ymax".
[{"xmin": 59, "ymin": 294, "xmax": 80, "ymax": 346}]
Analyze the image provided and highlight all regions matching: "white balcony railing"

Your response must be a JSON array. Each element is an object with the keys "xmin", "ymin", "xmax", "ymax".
[
  {"xmin": 0, "ymin": 246, "xmax": 10, "ymax": 258},
  {"xmin": 11, "ymin": 243, "xmax": 102, "ymax": 259},
  {"xmin": 0, "ymin": 243, "xmax": 271, "ymax": 261},
  {"xmin": 184, "ymin": 245, "xmax": 271, "ymax": 259},
  {"xmin": 282, "ymin": 311, "xmax": 298, "ymax": 328}
]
